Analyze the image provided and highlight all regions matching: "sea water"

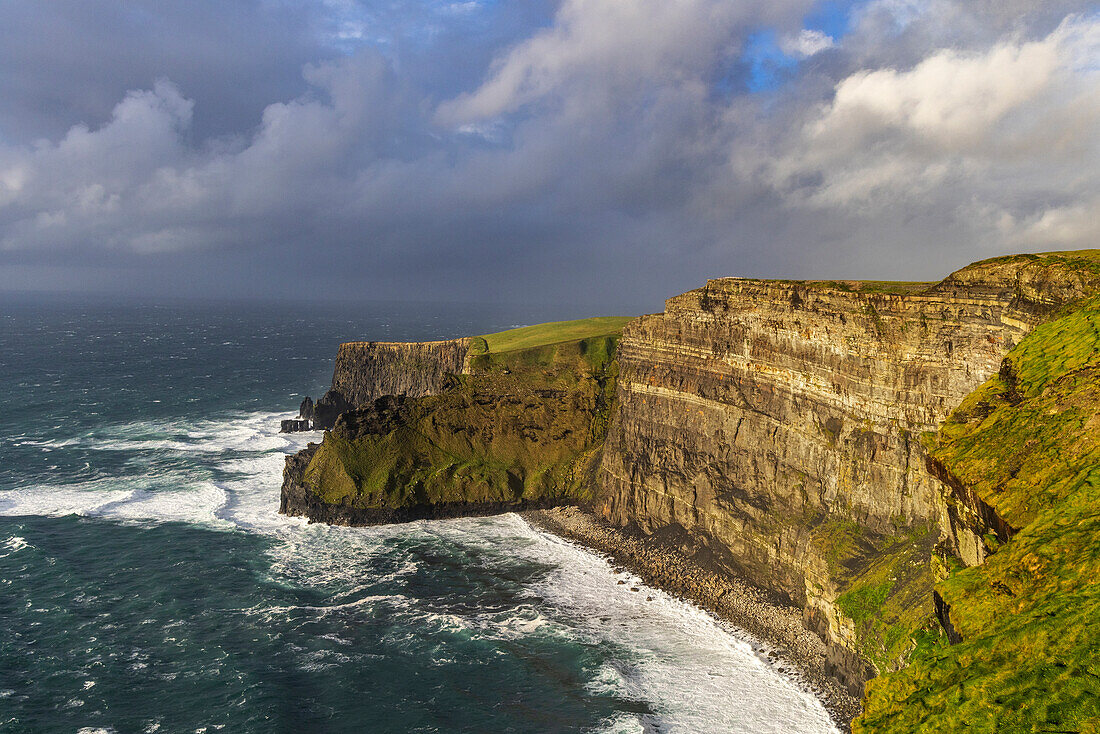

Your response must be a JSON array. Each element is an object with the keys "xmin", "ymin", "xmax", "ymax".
[{"xmin": 0, "ymin": 299, "xmax": 837, "ymax": 733}]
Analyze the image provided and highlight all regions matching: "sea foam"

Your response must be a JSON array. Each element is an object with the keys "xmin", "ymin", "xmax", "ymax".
[{"xmin": 1, "ymin": 409, "xmax": 838, "ymax": 733}]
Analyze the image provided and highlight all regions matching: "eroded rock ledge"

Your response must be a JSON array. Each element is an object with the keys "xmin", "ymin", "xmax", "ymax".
[{"xmin": 282, "ymin": 322, "xmax": 624, "ymax": 524}]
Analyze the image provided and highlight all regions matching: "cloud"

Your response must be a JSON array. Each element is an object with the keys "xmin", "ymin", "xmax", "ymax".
[
  {"xmin": 764, "ymin": 13, "xmax": 1100, "ymax": 221},
  {"xmin": 436, "ymin": 0, "xmax": 810, "ymax": 124},
  {"xmin": 0, "ymin": 1, "xmax": 1097, "ymax": 307},
  {"xmin": 779, "ymin": 29, "xmax": 836, "ymax": 57}
]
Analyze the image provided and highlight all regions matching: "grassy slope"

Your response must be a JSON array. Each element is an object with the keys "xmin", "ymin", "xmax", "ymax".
[
  {"xmin": 952, "ymin": 249, "xmax": 1100, "ymax": 273},
  {"xmin": 810, "ymin": 516, "xmax": 942, "ymax": 675},
  {"xmin": 855, "ymin": 296, "xmax": 1100, "ymax": 733},
  {"xmin": 799, "ymin": 280, "xmax": 936, "ymax": 295},
  {"xmin": 474, "ymin": 317, "xmax": 634, "ymax": 354},
  {"xmin": 303, "ymin": 320, "xmax": 628, "ymax": 512}
]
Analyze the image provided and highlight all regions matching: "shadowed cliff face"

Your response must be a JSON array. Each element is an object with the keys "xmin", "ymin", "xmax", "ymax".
[
  {"xmin": 314, "ymin": 339, "xmax": 471, "ymax": 429},
  {"xmin": 331, "ymin": 339, "xmax": 472, "ymax": 406},
  {"xmin": 283, "ymin": 335, "xmax": 619, "ymax": 524},
  {"xmin": 595, "ymin": 254, "xmax": 1100, "ymax": 693}
]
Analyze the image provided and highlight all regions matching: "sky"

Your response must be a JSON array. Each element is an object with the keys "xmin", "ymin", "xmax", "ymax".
[{"xmin": 0, "ymin": 0, "xmax": 1096, "ymax": 312}]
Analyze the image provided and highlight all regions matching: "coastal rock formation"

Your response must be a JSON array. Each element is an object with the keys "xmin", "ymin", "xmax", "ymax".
[
  {"xmin": 279, "ymin": 252, "xmax": 1100, "ymax": 728},
  {"xmin": 279, "ymin": 418, "xmax": 312, "ymax": 433},
  {"xmin": 856, "ymin": 289, "xmax": 1100, "ymax": 732},
  {"xmin": 312, "ymin": 339, "xmax": 472, "ymax": 429},
  {"xmin": 595, "ymin": 254, "xmax": 1100, "ymax": 693},
  {"xmin": 281, "ymin": 323, "xmax": 624, "ymax": 524}
]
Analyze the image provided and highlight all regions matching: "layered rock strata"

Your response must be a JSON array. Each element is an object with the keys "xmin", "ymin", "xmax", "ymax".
[
  {"xmin": 312, "ymin": 338, "xmax": 471, "ymax": 428},
  {"xmin": 595, "ymin": 255, "xmax": 1098, "ymax": 694}
]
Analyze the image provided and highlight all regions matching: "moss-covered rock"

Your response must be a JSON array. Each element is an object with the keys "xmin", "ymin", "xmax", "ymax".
[
  {"xmin": 854, "ymin": 296, "xmax": 1100, "ymax": 733},
  {"xmin": 281, "ymin": 332, "xmax": 622, "ymax": 524}
]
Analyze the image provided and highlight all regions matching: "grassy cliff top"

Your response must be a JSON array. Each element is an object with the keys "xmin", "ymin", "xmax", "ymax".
[
  {"xmin": 473, "ymin": 316, "xmax": 633, "ymax": 354},
  {"xmin": 855, "ymin": 294, "xmax": 1100, "ymax": 733},
  {"xmin": 954, "ymin": 248, "xmax": 1100, "ymax": 274},
  {"xmin": 717, "ymin": 249, "xmax": 1100, "ymax": 299},
  {"xmin": 798, "ymin": 280, "xmax": 936, "ymax": 295}
]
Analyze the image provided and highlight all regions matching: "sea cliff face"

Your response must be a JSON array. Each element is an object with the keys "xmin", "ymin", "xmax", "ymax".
[
  {"xmin": 595, "ymin": 257, "xmax": 1098, "ymax": 693},
  {"xmin": 595, "ymin": 255, "xmax": 1100, "ymax": 694},
  {"xmin": 313, "ymin": 339, "xmax": 471, "ymax": 428},
  {"xmin": 330, "ymin": 339, "xmax": 472, "ymax": 406},
  {"xmin": 280, "ymin": 253, "xmax": 1100, "ymax": 728}
]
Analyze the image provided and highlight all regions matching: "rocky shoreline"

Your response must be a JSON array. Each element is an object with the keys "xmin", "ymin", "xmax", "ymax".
[{"xmin": 521, "ymin": 506, "xmax": 861, "ymax": 731}]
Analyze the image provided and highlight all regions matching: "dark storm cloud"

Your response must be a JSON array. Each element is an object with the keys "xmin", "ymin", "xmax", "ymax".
[
  {"xmin": 0, "ymin": 1, "xmax": 337, "ymax": 144},
  {"xmin": 0, "ymin": 1, "xmax": 1097, "ymax": 311}
]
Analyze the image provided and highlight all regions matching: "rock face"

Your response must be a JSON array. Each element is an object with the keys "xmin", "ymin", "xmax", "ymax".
[
  {"xmin": 280, "ymin": 418, "xmax": 312, "ymax": 433},
  {"xmin": 594, "ymin": 256, "xmax": 1099, "ymax": 694},
  {"xmin": 281, "ymin": 334, "xmax": 620, "ymax": 525},
  {"xmin": 299, "ymin": 396, "xmax": 314, "ymax": 421},
  {"xmin": 313, "ymin": 339, "xmax": 472, "ymax": 429}
]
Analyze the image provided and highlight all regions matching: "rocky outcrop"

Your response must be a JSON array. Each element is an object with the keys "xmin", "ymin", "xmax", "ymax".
[
  {"xmin": 309, "ymin": 339, "xmax": 472, "ymax": 429},
  {"xmin": 281, "ymin": 334, "xmax": 620, "ymax": 525},
  {"xmin": 299, "ymin": 396, "xmax": 314, "ymax": 421},
  {"xmin": 280, "ymin": 418, "xmax": 312, "ymax": 433},
  {"xmin": 313, "ymin": 390, "xmax": 351, "ymax": 431},
  {"xmin": 594, "ymin": 256, "xmax": 1098, "ymax": 694}
]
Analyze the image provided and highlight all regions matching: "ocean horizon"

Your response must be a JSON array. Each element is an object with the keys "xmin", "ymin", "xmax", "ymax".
[{"xmin": 0, "ymin": 300, "xmax": 835, "ymax": 733}]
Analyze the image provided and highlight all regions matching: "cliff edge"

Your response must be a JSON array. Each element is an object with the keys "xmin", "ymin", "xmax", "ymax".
[
  {"xmin": 282, "ymin": 318, "xmax": 630, "ymax": 524},
  {"xmin": 281, "ymin": 250, "xmax": 1100, "ymax": 731}
]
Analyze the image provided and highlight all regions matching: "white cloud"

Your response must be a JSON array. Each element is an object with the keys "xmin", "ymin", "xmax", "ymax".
[
  {"xmin": 436, "ymin": 0, "xmax": 810, "ymax": 124},
  {"xmin": 766, "ymin": 14, "xmax": 1100, "ymax": 214},
  {"xmin": 1005, "ymin": 199, "xmax": 1100, "ymax": 249},
  {"xmin": 0, "ymin": 0, "xmax": 1096, "ymax": 300},
  {"xmin": 779, "ymin": 29, "xmax": 835, "ymax": 58}
]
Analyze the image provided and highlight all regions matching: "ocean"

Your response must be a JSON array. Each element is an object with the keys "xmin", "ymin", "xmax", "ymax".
[{"xmin": 0, "ymin": 299, "xmax": 837, "ymax": 733}]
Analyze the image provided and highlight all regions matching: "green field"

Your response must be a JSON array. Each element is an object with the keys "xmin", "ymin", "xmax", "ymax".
[
  {"xmin": 474, "ymin": 316, "xmax": 634, "ymax": 354},
  {"xmin": 797, "ymin": 280, "xmax": 936, "ymax": 295}
]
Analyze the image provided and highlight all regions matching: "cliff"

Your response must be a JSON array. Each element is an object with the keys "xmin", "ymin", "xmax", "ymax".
[
  {"xmin": 596, "ymin": 252, "xmax": 1100, "ymax": 695},
  {"xmin": 281, "ymin": 251, "xmax": 1100, "ymax": 730},
  {"xmin": 281, "ymin": 318, "xmax": 629, "ymax": 524},
  {"xmin": 313, "ymin": 338, "xmax": 472, "ymax": 429},
  {"xmin": 855, "ymin": 291, "xmax": 1100, "ymax": 732}
]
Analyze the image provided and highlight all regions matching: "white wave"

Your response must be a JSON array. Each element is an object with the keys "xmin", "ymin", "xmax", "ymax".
[
  {"xmin": 1, "ymin": 408, "xmax": 837, "ymax": 732},
  {"xmin": 413, "ymin": 514, "xmax": 838, "ymax": 734},
  {"xmin": 0, "ymin": 411, "xmax": 312, "ymax": 529},
  {"xmin": 0, "ymin": 535, "xmax": 31, "ymax": 558}
]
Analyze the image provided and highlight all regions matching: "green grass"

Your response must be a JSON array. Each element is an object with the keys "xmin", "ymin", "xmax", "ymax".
[
  {"xmin": 811, "ymin": 518, "xmax": 941, "ymax": 673},
  {"xmin": 303, "ymin": 330, "xmax": 622, "ymax": 513},
  {"xmin": 812, "ymin": 280, "xmax": 936, "ymax": 295},
  {"xmin": 855, "ymin": 295, "xmax": 1100, "ymax": 733},
  {"xmin": 474, "ymin": 316, "xmax": 633, "ymax": 354},
  {"xmin": 954, "ymin": 248, "xmax": 1100, "ymax": 277}
]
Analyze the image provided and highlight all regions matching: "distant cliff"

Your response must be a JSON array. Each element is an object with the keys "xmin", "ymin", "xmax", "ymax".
[
  {"xmin": 280, "ymin": 252, "xmax": 1100, "ymax": 731},
  {"xmin": 282, "ymin": 319, "xmax": 628, "ymax": 524},
  {"xmin": 312, "ymin": 338, "xmax": 472, "ymax": 429}
]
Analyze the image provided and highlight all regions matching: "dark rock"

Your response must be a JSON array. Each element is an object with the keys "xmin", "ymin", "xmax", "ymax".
[
  {"xmin": 313, "ymin": 389, "xmax": 351, "ymax": 430},
  {"xmin": 933, "ymin": 590, "xmax": 963, "ymax": 645},
  {"xmin": 280, "ymin": 418, "xmax": 312, "ymax": 433},
  {"xmin": 299, "ymin": 396, "xmax": 314, "ymax": 421},
  {"xmin": 329, "ymin": 338, "xmax": 470, "ymax": 408}
]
